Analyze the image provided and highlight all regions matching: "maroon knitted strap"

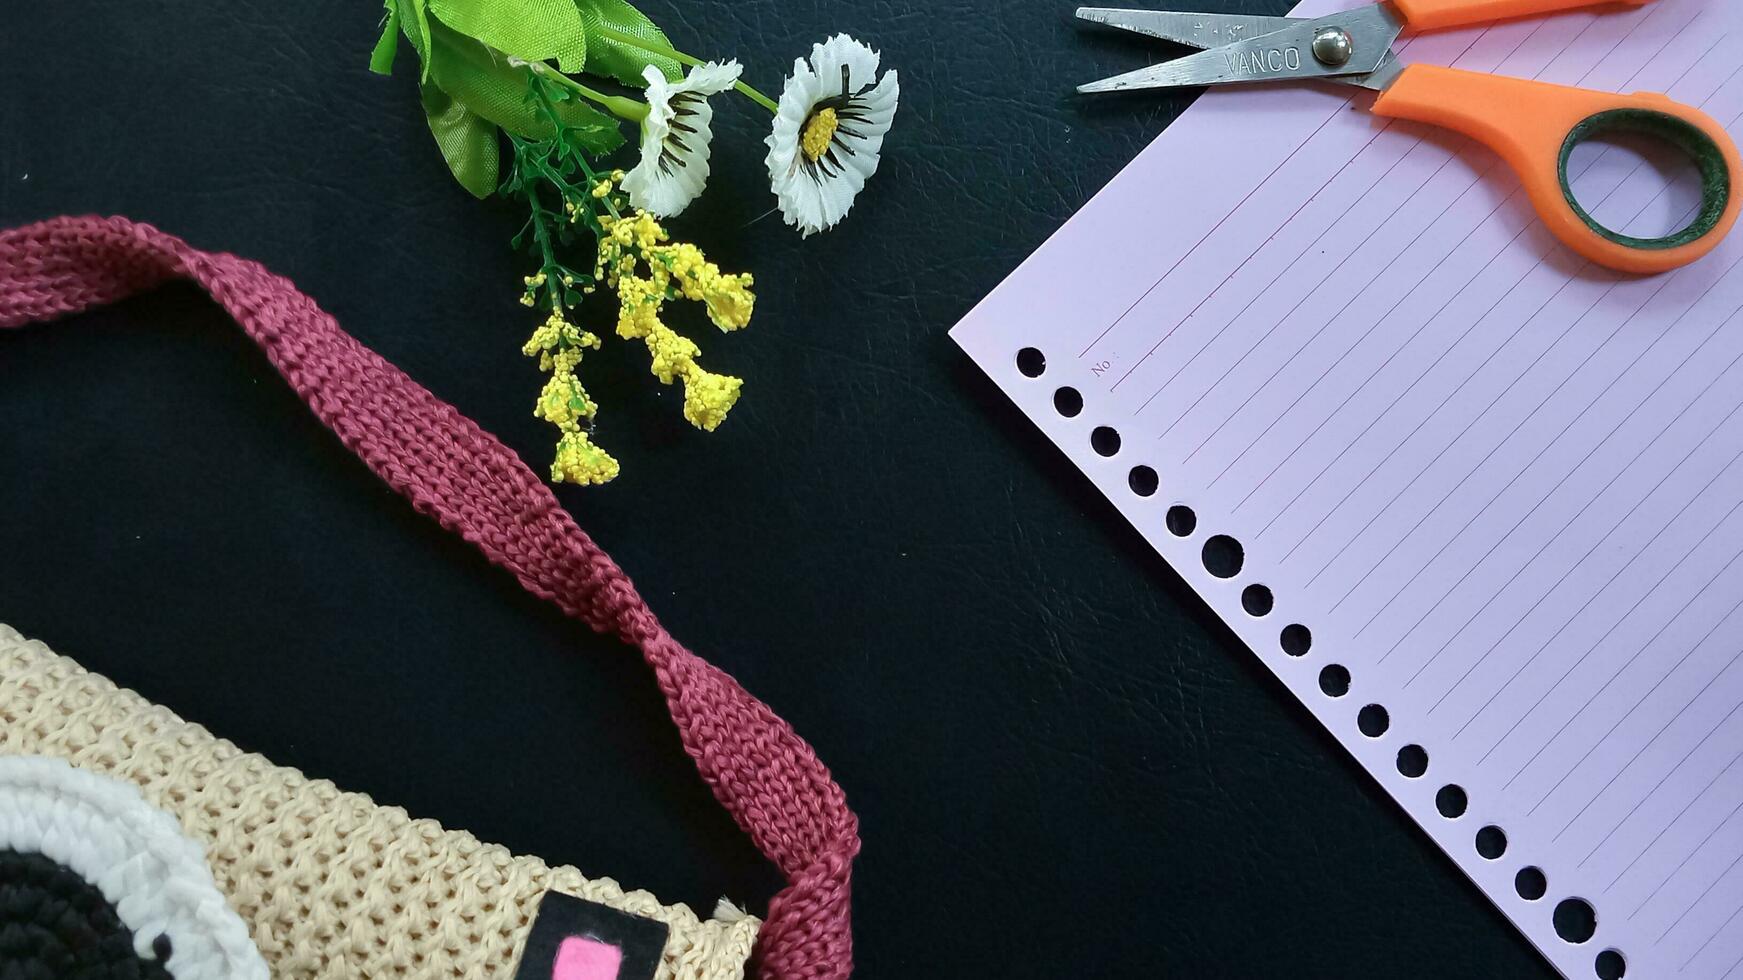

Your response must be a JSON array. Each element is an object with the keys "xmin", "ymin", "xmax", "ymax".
[{"xmin": 0, "ymin": 215, "xmax": 859, "ymax": 980}]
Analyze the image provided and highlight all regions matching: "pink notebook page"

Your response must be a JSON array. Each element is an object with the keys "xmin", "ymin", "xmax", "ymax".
[{"xmin": 951, "ymin": 1, "xmax": 1743, "ymax": 977}]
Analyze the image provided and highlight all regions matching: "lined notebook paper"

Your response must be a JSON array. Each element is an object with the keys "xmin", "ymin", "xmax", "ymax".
[{"xmin": 951, "ymin": 1, "xmax": 1743, "ymax": 976}]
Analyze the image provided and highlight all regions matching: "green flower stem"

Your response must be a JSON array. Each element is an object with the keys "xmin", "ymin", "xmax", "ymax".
[
  {"xmin": 520, "ymin": 76, "xmax": 621, "ymax": 228},
  {"xmin": 591, "ymin": 25, "xmax": 780, "ymax": 114},
  {"xmin": 524, "ymin": 185, "xmax": 564, "ymax": 310},
  {"xmin": 571, "ymin": 153, "xmax": 621, "ymax": 221},
  {"xmin": 524, "ymin": 60, "xmax": 650, "ymax": 123}
]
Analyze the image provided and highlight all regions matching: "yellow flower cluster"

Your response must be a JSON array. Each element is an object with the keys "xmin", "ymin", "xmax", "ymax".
[
  {"xmin": 595, "ymin": 209, "xmax": 756, "ymax": 432},
  {"xmin": 520, "ymin": 272, "xmax": 546, "ymax": 308},
  {"xmin": 516, "ymin": 173, "xmax": 755, "ymax": 487},
  {"xmin": 522, "ymin": 307, "xmax": 619, "ymax": 486}
]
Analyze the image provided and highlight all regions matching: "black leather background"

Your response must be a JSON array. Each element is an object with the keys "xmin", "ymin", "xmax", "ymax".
[{"xmin": 1, "ymin": 2, "xmax": 1558, "ymax": 977}]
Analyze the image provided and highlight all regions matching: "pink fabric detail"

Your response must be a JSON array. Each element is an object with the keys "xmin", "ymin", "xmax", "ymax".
[
  {"xmin": 552, "ymin": 937, "xmax": 623, "ymax": 980},
  {"xmin": 0, "ymin": 215, "xmax": 860, "ymax": 980}
]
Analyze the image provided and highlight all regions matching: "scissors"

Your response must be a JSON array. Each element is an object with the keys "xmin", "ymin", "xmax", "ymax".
[{"xmin": 1076, "ymin": 0, "xmax": 1742, "ymax": 275}]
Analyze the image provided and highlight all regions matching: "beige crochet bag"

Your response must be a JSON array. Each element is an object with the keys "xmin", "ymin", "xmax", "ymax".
[
  {"xmin": 0, "ymin": 217, "xmax": 860, "ymax": 980},
  {"xmin": 0, "ymin": 625, "xmax": 758, "ymax": 980}
]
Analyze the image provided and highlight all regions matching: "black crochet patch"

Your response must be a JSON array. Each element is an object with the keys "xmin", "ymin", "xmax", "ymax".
[
  {"xmin": 0, "ymin": 849, "xmax": 173, "ymax": 980},
  {"xmin": 513, "ymin": 891, "xmax": 668, "ymax": 980}
]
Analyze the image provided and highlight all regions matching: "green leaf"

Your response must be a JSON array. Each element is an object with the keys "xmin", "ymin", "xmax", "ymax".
[
  {"xmin": 427, "ymin": 0, "xmax": 586, "ymax": 72},
  {"xmin": 426, "ymin": 17, "xmax": 624, "ymax": 154},
  {"xmin": 420, "ymin": 83, "xmax": 500, "ymax": 198},
  {"xmin": 399, "ymin": 0, "xmax": 434, "ymax": 81},
  {"xmin": 572, "ymin": 0, "xmax": 681, "ymax": 86},
  {"xmin": 369, "ymin": 6, "xmax": 402, "ymax": 75}
]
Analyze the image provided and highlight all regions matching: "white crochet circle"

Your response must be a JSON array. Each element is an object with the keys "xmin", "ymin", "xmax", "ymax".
[{"xmin": 0, "ymin": 756, "xmax": 268, "ymax": 980}]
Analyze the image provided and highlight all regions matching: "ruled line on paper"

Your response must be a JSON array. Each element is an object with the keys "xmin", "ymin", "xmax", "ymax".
[
  {"xmin": 1633, "ymin": 796, "xmax": 1743, "ymax": 919},
  {"xmin": 1436, "ymin": 269, "xmax": 1741, "ymax": 706},
  {"xmin": 1605, "ymin": 750, "xmax": 1743, "ymax": 892},
  {"xmin": 1082, "ymin": 27, "xmax": 1560, "ymax": 380},
  {"xmin": 1115, "ymin": 116, "xmax": 1395, "ymax": 394},
  {"xmin": 1480, "ymin": 385, "xmax": 1743, "ymax": 775},
  {"xmin": 1577, "ymin": 606, "xmax": 1743, "ymax": 866},
  {"xmin": 1244, "ymin": 197, "xmax": 1545, "ymax": 531},
  {"xmin": 1148, "ymin": 17, "xmax": 1587, "ymax": 433},
  {"xmin": 1303, "ymin": 66, "xmax": 1736, "ymax": 624},
  {"xmin": 1467, "ymin": 395, "xmax": 1743, "ymax": 770},
  {"xmin": 1538, "ymin": 565, "xmax": 1743, "ymax": 831},
  {"xmin": 1689, "ymin": 895, "xmax": 1743, "ymax": 971},
  {"xmin": 1228, "ymin": 8, "xmax": 1703, "ymax": 553},
  {"xmin": 1147, "ymin": 130, "xmax": 1428, "ymax": 430},
  {"xmin": 1478, "ymin": 460, "xmax": 1743, "ymax": 777},
  {"xmin": 1193, "ymin": 157, "xmax": 1494, "ymax": 479},
  {"xmin": 1275, "ymin": 34, "xmax": 1736, "ymax": 610},
  {"xmin": 1076, "ymin": 98, "xmax": 1352, "ymax": 359},
  {"xmin": 1118, "ymin": 23, "xmax": 1574, "ymax": 411},
  {"xmin": 1415, "ymin": 270, "xmax": 1743, "ymax": 714},
  {"xmin": 1185, "ymin": 13, "xmax": 1631, "ymax": 495},
  {"xmin": 1350, "ymin": 102, "xmax": 1743, "ymax": 676},
  {"xmin": 1660, "ymin": 845, "xmax": 1743, "ymax": 944},
  {"xmin": 1396, "ymin": 257, "xmax": 1743, "ymax": 689},
  {"xmin": 1412, "ymin": 303, "xmax": 1737, "ymax": 724},
  {"xmin": 1562, "ymin": 647, "xmax": 1743, "ymax": 859},
  {"xmin": 1096, "ymin": 1, "xmax": 1675, "ymax": 387},
  {"xmin": 1402, "ymin": 273, "xmax": 1724, "ymax": 694},
  {"xmin": 1448, "ymin": 389, "xmax": 1743, "ymax": 749},
  {"xmin": 1237, "ymin": 169, "xmax": 1531, "ymax": 529},
  {"xmin": 1081, "ymin": 37, "xmax": 1469, "ymax": 373}
]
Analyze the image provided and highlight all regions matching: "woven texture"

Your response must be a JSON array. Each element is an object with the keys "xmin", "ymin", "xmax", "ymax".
[
  {"xmin": 0, "ymin": 215, "xmax": 860, "ymax": 980},
  {"xmin": 0, "ymin": 756, "xmax": 269, "ymax": 979},
  {"xmin": 0, "ymin": 849, "xmax": 174, "ymax": 980},
  {"xmin": 0, "ymin": 625, "xmax": 756, "ymax": 979}
]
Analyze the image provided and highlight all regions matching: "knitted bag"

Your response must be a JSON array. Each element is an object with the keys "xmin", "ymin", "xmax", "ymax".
[{"xmin": 0, "ymin": 216, "xmax": 859, "ymax": 980}]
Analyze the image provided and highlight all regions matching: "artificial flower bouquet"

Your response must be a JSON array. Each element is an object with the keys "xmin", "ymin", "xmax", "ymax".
[{"xmin": 369, "ymin": 0, "xmax": 898, "ymax": 485}]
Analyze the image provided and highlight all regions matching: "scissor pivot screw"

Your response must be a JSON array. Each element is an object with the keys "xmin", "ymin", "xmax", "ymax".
[{"xmin": 1311, "ymin": 27, "xmax": 1354, "ymax": 67}]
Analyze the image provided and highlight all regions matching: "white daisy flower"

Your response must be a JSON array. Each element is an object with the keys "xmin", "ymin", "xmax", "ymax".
[
  {"xmin": 621, "ymin": 60, "xmax": 743, "ymax": 217},
  {"xmin": 765, "ymin": 35, "xmax": 899, "ymax": 237}
]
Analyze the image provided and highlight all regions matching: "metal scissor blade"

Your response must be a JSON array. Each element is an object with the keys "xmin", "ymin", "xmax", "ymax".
[
  {"xmin": 1075, "ymin": 8, "xmax": 1298, "ymax": 50},
  {"xmin": 1076, "ymin": 3, "xmax": 1405, "ymax": 94},
  {"xmin": 1076, "ymin": 39, "xmax": 1329, "ymax": 93}
]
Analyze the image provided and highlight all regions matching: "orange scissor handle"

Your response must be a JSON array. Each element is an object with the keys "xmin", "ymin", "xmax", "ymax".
[
  {"xmin": 1371, "ymin": 64, "xmax": 1741, "ymax": 275},
  {"xmin": 1392, "ymin": 0, "xmax": 1652, "ymax": 33}
]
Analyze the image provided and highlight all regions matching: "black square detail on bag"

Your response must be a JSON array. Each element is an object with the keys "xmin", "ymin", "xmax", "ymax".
[{"xmin": 513, "ymin": 891, "xmax": 669, "ymax": 980}]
